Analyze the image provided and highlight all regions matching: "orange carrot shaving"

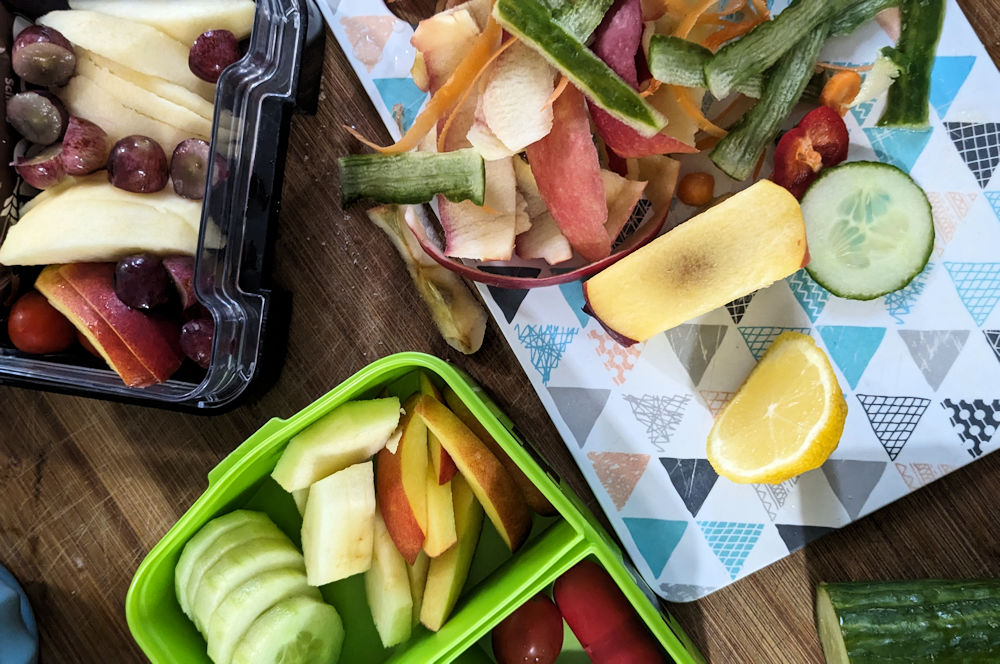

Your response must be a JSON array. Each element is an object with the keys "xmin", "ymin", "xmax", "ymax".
[
  {"xmin": 640, "ymin": 78, "xmax": 663, "ymax": 98},
  {"xmin": 751, "ymin": 149, "xmax": 767, "ymax": 181},
  {"xmin": 703, "ymin": 14, "xmax": 766, "ymax": 51},
  {"xmin": 816, "ymin": 61, "xmax": 873, "ymax": 72},
  {"xmin": 669, "ymin": 84, "xmax": 728, "ymax": 137},
  {"xmin": 820, "ymin": 70, "xmax": 863, "ymax": 116},
  {"xmin": 704, "ymin": 0, "xmax": 747, "ymax": 19},
  {"xmin": 673, "ymin": 0, "xmax": 718, "ymax": 39},
  {"xmin": 348, "ymin": 17, "xmax": 502, "ymax": 154},
  {"xmin": 540, "ymin": 74, "xmax": 570, "ymax": 110},
  {"xmin": 437, "ymin": 34, "xmax": 518, "ymax": 152}
]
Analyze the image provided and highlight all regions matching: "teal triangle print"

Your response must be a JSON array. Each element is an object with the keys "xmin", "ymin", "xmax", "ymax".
[
  {"xmin": 885, "ymin": 262, "xmax": 934, "ymax": 324},
  {"xmin": 697, "ymin": 521, "xmax": 765, "ymax": 580},
  {"xmin": 818, "ymin": 326, "xmax": 886, "ymax": 389},
  {"xmin": 373, "ymin": 78, "xmax": 427, "ymax": 132},
  {"xmin": 548, "ymin": 387, "xmax": 611, "ymax": 447},
  {"xmin": 856, "ymin": 394, "xmax": 931, "ymax": 461},
  {"xmin": 660, "ymin": 458, "xmax": 719, "ymax": 517},
  {"xmin": 929, "ymin": 56, "xmax": 975, "ymax": 120},
  {"xmin": 775, "ymin": 524, "xmax": 837, "ymax": 554},
  {"xmin": 944, "ymin": 262, "xmax": 1000, "ymax": 326},
  {"xmin": 863, "ymin": 127, "xmax": 933, "ymax": 173},
  {"xmin": 559, "ymin": 281, "xmax": 591, "ymax": 327},
  {"xmin": 898, "ymin": 330, "xmax": 969, "ymax": 391},
  {"xmin": 850, "ymin": 99, "xmax": 876, "ymax": 126},
  {"xmin": 986, "ymin": 330, "xmax": 1000, "ymax": 365},
  {"xmin": 787, "ymin": 269, "xmax": 830, "ymax": 323},
  {"xmin": 822, "ymin": 460, "xmax": 888, "ymax": 520},
  {"xmin": 945, "ymin": 122, "xmax": 1000, "ymax": 189},
  {"xmin": 941, "ymin": 399, "xmax": 1000, "ymax": 458},
  {"xmin": 516, "ymin": 324, "xmax": 578, "ymax": 383},
  {"xmin": 986, "ymin": 191, "xmax": 1000, "ymax": 222},
  {"xmin": 664, "ymin": 324, "xmax": 729, "ymax": 386},
  {"xmin": 739, "ymin": 326, "xmax": 811, "ymax": 361},
  {"xmin": 623, "ymin": 518, "xmax": 687, "ymax": 577}
]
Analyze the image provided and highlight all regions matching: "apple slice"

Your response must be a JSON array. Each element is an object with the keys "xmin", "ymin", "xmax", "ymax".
[
  {"xmin": 625, "ymin": 155, "xmax": 680, "ymax": 220},
  {"xmin": 365, "ymin": 509, "xmax": 415, "ymax": 648},
  {"xmin": 413, "ymin": 394, "xmax": 530, "ymax": 552},
  {"xmin": 424, "ymin": 464, "xmax": 458, "ymax": 557},
  {"xmin": 406, "ymin": 551, "xmax": 430, "ymax": 627},
  {"xmin": 291, "ymin": 488, "xmax": 308, "ymax": 517},
  {"xmin": 375, "ymin": 398, "xmax": 429, "ymax": 565},
  {"xmin": 411, "ymin": 8, "xmax": 481, "ymax": 94},
  {"xmin": 479, "ymin": 41, "xmax": 555, "ymax": 154},
  {"xmin": 271, "ymin": 397, "xmax": 401, "ymax": 492},
  {"xmin": 601, "ymin": 170, "xmax": 647, "ymax": 242},
  {"xmin": 301, "ymin": 461, "xmax": 376, "ymax": 586},
  {"xmin": 418, "ymin": 372, "xmax": 457, "ymax": 484},
  {"xmin": 38, "ymin": 10, "xmax": 217, "ymax": 100},
  {"xmin": 439, "ymin": 158, "xmax": 518, "ymax": 261},
  {"xmin": 525, "ymin": 84, "xmax": 610, "ymax": 262},
  {"xmin": 443, "ymin": 387, "xmax": 556, "ymax": 516},
  {"xmin": 68, "ymin": 0, "xmax": 256, "ymax": 46},
  {"xmin": 419, "ymin": 474, "xmax": 484, "ymax": 632},
  {"xmin": 584, "ymin": 180, "xmax": 809, "ymax": 344},
  {"xmin": 590, "ymin": 102, "xmax": 698, "ymax": 158}
]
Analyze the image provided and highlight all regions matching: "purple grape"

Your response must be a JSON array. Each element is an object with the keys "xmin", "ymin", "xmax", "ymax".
[
  {"xmin": 61, "ymin": 116, "xmax": 110, "ymax": 175},
  {"xmin": 6, "ymin": 91, "xmax": 68, "ymax": 145},
  {"xmin": 114, "ymin": 254, "xmax": 171, "ymax": 310},
  {"xmin": 170, "ymin": 138, "xmax": 211, "ymax": 199},
  {"xmin": 13, "ymin": 143, "xmax": 65, "ymax": 189},
  {"xmin": 106, "ymin": 135, "xmax": 169, "ymax": 193},
  {"xmin": 189, "ymin": 30, "xmax": 240, "ymax": 83},
  {"xmin": 180, "ymin": 317, "xmax": 214, "ymax": 369},
  {"xmin": 12, "ymin": 25, "xmax": 76, "ymax": 87}
]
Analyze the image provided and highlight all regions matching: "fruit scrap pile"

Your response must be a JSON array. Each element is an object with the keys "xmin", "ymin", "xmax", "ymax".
[
  {"xmin": 176, "ymin": 372, "xmax": 556, "ymax": 663},
  {"xmin": 0, "ymin": 0, "xmax": 256, "ymax": 387}
]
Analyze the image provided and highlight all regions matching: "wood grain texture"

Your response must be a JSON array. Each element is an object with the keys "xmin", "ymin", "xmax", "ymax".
[{"xmin": 1, "ymin": 1, "xmax": 999, "ymax": 662}]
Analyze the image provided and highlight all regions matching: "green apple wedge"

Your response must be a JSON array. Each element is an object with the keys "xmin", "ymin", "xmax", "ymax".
[
  {"xmin": 420, "ymin": 474, "xmax": 484, "ymax": 632},
  {"xmin": 301, "ymin": 461, "xmax": 376, "ymax": 586},
  {"xmin": 271, "ymin": 397, "xmax": 401, "ymax": 493},
  {"xmin": 365, "ymin": 509, "xmax": 415, "ymax": 648},
  {"xmin": 406, "ymin": 551, "xmax": 430, "ymax": 628}
]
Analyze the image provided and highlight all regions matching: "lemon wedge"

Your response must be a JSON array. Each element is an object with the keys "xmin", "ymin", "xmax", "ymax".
[{"xmin": 707, "ymin": 331, "xmax": 847, "ymax": 484}]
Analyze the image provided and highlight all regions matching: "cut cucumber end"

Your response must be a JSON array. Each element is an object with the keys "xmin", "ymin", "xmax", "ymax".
[
  {"xmin": 801, "ymin": 161, "xmax": 933, "ymax": 300},
  {"xmin": 815, "ymin": 584, "xmax": 850, "ymax": 664}
]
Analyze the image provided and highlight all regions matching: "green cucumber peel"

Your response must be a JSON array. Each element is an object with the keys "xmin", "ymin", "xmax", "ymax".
[
  {"xmin": 829, "ymin": 0, "xmax": 902, "ymax": 36},
  {"xmin": 877, "ymin": 0, "xmax": 946, "ymax": 128},
  {"xmin": 541, "ymin": 0, "xmax": 614, "ymax": 42},
  {"xmin": 339, "ymin": 149, "xmax": 486, "ymax": 207},
  {"xmin": 648, "ymin": 35, "xmax": 761, "ymax": 97}
]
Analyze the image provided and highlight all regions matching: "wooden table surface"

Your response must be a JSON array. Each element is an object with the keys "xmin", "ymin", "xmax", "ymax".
[{"xmin": 2, "ymin": 1, "xmax": 999, "ymax": 662}]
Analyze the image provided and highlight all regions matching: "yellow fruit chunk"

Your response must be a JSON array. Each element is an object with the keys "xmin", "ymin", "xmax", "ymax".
[{"xmin": 707, "ymin": 332, "xmax": 847, "ymax": 484}]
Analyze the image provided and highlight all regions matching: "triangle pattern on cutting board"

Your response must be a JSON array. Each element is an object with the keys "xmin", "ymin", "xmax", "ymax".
[
  {"xmin": 588, "ymin": 451, "xmax": 649, "ymax": 510},
  {"xmin": 623, "ymin": 518, "xmax": 687, "ymax": 578},
  {"xmin": 945, "ymin": 122, "xmax": 1000, "ymax": 188},
  {"xmin": 944, "ymin": 262, "xmax": 1000, "ymax": 326},
  {"xmin": 856, "ymin": 394, "xmax": 932, "ymax": 461},
  {"xmin": 929, "ymin": 56, "xmax": 975, "ymax": 120},
  {"xmin": 941, "ymin": 398, "xmax": 1000, "ymax": 459},
  {"xmin": 547, "ymin": 387, "xmax": 611, "ymax": 447},
  {"xmin": 775, "ymin": 524, "xmax": 837, "ymax": 554},
  {"xmin": 697, "ymin": 521, "xmax": 765, "ymax": 580},
  {"xmin": 664, "ymin": 324, "xmax": 729, "ymax": 386},
  {"xmin": 818, "ymin": 326, "xmax": 886, "ymax": 390},
  {"xmin": 624, "ymin": 393, "xmax": 692, "ymax": 453},
  {"xmin": 660, "ymin": 457, "xmax": 719, "ymax": 517},
  {"xmin": 898, "ymin": 330, "xmax": 970, "ymax": 391},
  {"xmin": 822, "ymin": 459, "xmax": 888, "ymax": 520},
  {"xmin": 739, "ymin": 326, "xmax": 811, "ymax": 361},
  {"xmin": 787, "ymin": 269, "xmax": 829, "ymax": 323}
]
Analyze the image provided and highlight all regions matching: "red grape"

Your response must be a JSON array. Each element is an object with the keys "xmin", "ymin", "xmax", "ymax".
[
  {"xmin": 114, "ymin": 254, "xmax": 171, "ymax": 311},
  {"xmin": 7, "ymin": 291, "xmax": 76, "ymax": 354},
  {"xmin": 170, "ymin": 138, "xmax": 211, "ymax": 199},
  {"xmin": 107, "ymin": 135, "xmax": 169, "ymax": 193},
  {"xmin": 180, "ymin": 317, "xmax": 214, "ymax": 369},
  {"xmin": 189, "ymin": 30, "xmax": 240, "ymax": 83},
  {"xmin": 6, "ymin": 91, "xmax": 67, "ymax": 145},
  {"xmin": 14, "ymin": 144, "xmax": 66, "ymax": 189},
  {"xmin": 12, "ymin": 25, "xmax": 76, "ymax": 87},
  {"xmin": 61, "ymin": 116, "xmax": 110, "ymax": 176},
  {"xmin": 491, "ymin": 594, "xmax": 563, "ymax": 664}
]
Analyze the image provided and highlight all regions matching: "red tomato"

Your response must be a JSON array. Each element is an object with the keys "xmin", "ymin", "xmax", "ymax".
[
  {"xmin": 771, "ymin": 105, "xmax": 849, "ymax": 199},
  {"xmin": 491, "ymin": 594, "xmax": 564, "ymax": 664},
  {"xmin": 553, "ymin": 560, "xmax": 668, "ymax": 664},
  {"xmin": 7, "ymin": 291, "xmax": 76, "ymax": 354}
]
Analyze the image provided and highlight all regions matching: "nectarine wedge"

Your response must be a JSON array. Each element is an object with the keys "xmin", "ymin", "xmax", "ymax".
[
  {"xmin": 376, "ymin": 398, "xmax": 429, "ymax": 565},
  {"xmin": 423, "ymin": 463, "xmax": 457, "ymax": 558},
  {"xmin": 418, "ymin": 372, "xmax": 458, "ymax": 484}
]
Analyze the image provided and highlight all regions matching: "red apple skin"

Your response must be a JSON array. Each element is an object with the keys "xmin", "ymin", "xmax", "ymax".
[
  {"xmin": 56, "ymin": 263, "xmax": 184, "ymax": 383},
  {"xmin": 376, "ymin": 438, "xmax": 425, "ymax": 565},
  {"xmin": 590, "ymin": 103, "xmax": 698, "ymax": 158},
  {"xmin": 581, "ymin": 286, "xmax": 640, "ymax": 348},
  {"xmin": 35, "ymin": 266, "xmax": 157, "ymax": 386}
]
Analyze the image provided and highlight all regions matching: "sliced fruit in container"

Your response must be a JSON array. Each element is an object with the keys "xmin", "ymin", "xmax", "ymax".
[
  {"xmin": 707, "ymin": 332, "xmax": 847, "ymax": 484},
  {"xmin": 419, "ymin": 371, "xmax": 459, "ymax": 484},
  {"xmin": 584, "ymin": 180, "xmax": 808, "ymax": 345},
  {"xmin": 376, "ymin": 399, "xmax": 430, "ymax": 566},
  {"xmin": 67, "ymin": 0, "xmax": 257, "ymax": 46},
  {"xmin": 423, "ymin": 465, "xmax": 458, "ymax": 557},
  {"xmin": 12, "ymin": 24, "xmax": 77, "ymax": 87},
  {"xmin": 6, "ymin": 91, "xmax": 68, "ymax": 146},
  {"xmin": 801, "ymin": 161, "xmax": 933, "ymax": 300},
  {"xmin": 365, "ymin": 509, "xmax": 415, "ymax": 648},
  {"xmin": 6, "ymin": 291, "xmax": 76, "ymax": 355}
]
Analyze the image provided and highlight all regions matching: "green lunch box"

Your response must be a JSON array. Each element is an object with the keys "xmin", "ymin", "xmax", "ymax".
[{"xmin": 126, "ymin": 352, "xmax": 705, "ymax": 663}]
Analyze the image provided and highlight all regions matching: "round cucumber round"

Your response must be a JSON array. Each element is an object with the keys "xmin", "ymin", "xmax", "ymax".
[
  {"xmin": 801, "ymin": 161, "xmax": 933, "ymax": 300},
  {"xmin": 231, "ymin": 595, "xmax": 344, "ymax": 664},
  {"xmin": 206, "ymin": 566, "xmax": 318, "ymax": 664},
  {"xmin": 191, "ymin": 536, "xmax": 304, "ymax": 633},
  {"xmin": 175, "ymin": 510, "xmax": 273, "ymax": 617}
]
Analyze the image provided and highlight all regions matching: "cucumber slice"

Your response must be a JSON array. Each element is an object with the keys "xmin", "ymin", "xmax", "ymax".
[
  {"xmin": 175, "ymin": 510, "xmax": 271, "ymax": 617},
  {"xmin": 191, "ymin": 536, "xmax": 304, "ymax": 633},
  {"xmin": 801, "ymin": 162, "xmax": 933, "ymax": 300},
  {"xmin": 206, "ymin": 567, "xmax": 318, "ymax": 664},
  {"xmin": 231, "ymin": 595, "xmax": 344, "ymax": 664},
  {"xmin": 183, "ymin": 519, "xmax": 290, "ymax": 618}
]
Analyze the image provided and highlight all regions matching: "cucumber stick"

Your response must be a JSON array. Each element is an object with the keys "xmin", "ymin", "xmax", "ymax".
[
  {"xmin": 801, "ymin": 162, "xmax": 933, "ymax": 300},
  {"xmin": 648, "ymin": 36, "xmax": 762, "ymax": 98},
  {"xmin": 829, "ymin": 0, "xmax": 902, "ymax": 37},
  {"xmin": 339, "ymin": 149, "xmax": 485, "ymax": 207},
  {"xmin": 542, "ymin": 0, "xmax": 613, "ymax": 42},
  {"xmin": 817, "ymin": 580, "xmax": 1000, "ymax": 663},
  {"xmin": 877, "ymin": 0, "xmax": 946, "ymax": 128},
  {"xmin": 710, "ymin": 24, "xmax": 828, "ymax": 181},
  {"xmin": 493, "ymin": 0, "xmax": 666, "ymax": 135}
]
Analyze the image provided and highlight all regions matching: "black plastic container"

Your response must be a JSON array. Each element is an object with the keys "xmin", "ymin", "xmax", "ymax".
[{"xmin": 0, "ymin": 0, "xmax": 323, "ymax": 410}]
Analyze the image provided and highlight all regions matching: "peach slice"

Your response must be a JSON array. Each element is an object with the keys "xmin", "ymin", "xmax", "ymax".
[
  {"xmin": 423, "ymin": 464, "xmax": 458, "ymax": 558},
  {"xmin": 584, "ymin": 180, "xmax": 808, "ymax": 344},
  {"xmin": 413, "ymin": 394, "xmax": 530, "ymax": 552},
  {"xmin": 418, "ymin": 372, "xmax": 458, "ymax": 484},
  {"xmin": 443, "ymin": 387, "xmax": 556, "ymax": 516},
  {"xmin": 376, "ymin": 399, "xmax": 429, "ymax": 565}
]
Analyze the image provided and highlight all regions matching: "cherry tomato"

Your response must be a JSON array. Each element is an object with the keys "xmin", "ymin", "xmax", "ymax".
[
  {"xmin": 491, "ymin": 594, "xmax": 563, "ymax": 664},
  {"xmin": 771, "ymin": 105, "xmax": 849, "ymax": 199},
  {"xmin": 7, "ymin": 291, "xmax": 76, "ymax": 354}
]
